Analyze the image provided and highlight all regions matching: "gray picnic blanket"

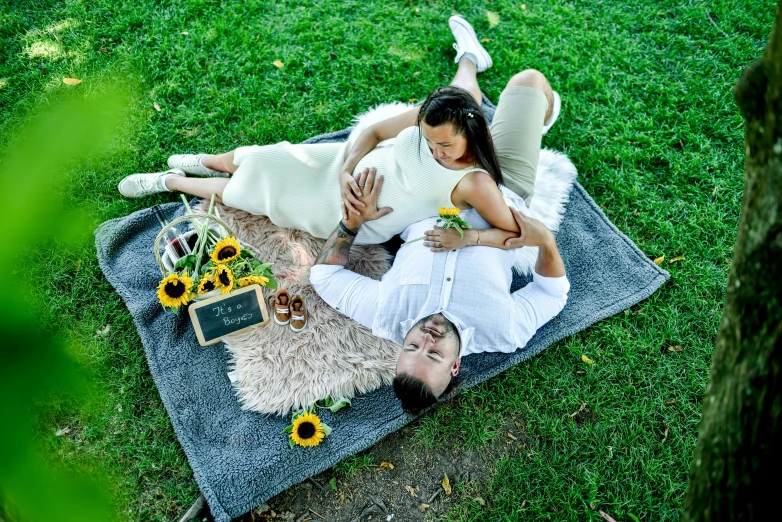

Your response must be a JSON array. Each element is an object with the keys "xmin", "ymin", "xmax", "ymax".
[{"xmin": 95, "ymin": 95, "xmax": 669, "ymax": 522}]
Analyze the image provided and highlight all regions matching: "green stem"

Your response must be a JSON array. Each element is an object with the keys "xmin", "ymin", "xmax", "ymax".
[
  {"xmin": 192, "ymin": 195, "xmax": 216, "ymax": 278},
  {"xmin": 400, "ymin": 236, "xmax": 424, "ymax": 247}
]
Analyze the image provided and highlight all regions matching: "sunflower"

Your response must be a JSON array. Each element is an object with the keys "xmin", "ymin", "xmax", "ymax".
[
  {"xmin": 210, "ymin": 236, "xmax": 241, "ymax": 264},
  {"xmin": 290, "ymin": 412, "xmax": 326, "ymax": 448},
  {"xmin": 157, "ymin": 271, "xmax": 195, "ymax": 308},
  {"xmin": 238, "ymin": 275, "xmax": 270, "ymax": 288},
  {"xmin": 438, "ymin": 207, "xmax": 461, "ymax": 217},
  {"xmin": 197, "ymin": 274, "xmax": 217, "ymax": 294},
  {"xmin": 212, "ymin": 264, "xmax": 235, "ymax": 294}
]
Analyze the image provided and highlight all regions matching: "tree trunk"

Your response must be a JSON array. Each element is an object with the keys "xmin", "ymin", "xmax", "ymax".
[{"xmin": 682, "ymin": 2, "xmax": 782, "ymax": 521}]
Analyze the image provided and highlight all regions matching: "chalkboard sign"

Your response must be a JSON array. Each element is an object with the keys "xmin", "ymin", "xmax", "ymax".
[{"xmin": 188, "ymin": 285, "xmax": 270, "ymax": 346}]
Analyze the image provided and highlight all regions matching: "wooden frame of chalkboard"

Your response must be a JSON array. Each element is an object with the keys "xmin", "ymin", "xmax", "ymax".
[{"xmin": 188, "ymin": 285, "xmax": 270, "ymax": 346}]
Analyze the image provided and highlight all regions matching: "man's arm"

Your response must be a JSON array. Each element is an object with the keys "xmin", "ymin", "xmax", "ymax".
[
  {"xmin": 310, "ymin": 168, "xmax": 392, "ymax": 329},
  {"xmin": 507, "ymin": 207, "xmax": 569, "ymax": 347},
  {"xmin": 314, "ymin": 222, "xmax": 361, "ymax": 266}
]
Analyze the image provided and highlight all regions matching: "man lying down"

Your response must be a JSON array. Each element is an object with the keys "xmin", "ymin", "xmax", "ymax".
[{"xmin": 310, "ymin": 168, "xmax": 569, "ymax": 415}]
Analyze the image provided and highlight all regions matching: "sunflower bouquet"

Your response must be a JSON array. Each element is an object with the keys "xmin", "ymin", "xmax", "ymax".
[
  {"xmin": 155, "ymin": 195, "xmax": 277, "ymax": 311},
  {"xmin": 401, "ymin": 207, "xmax": 472, "ymax": 247}
]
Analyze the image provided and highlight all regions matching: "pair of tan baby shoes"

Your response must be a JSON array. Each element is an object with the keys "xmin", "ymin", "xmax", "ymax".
[{"xmin": 273, "ymin": 290, "xmax": 308, "ymax": 332}]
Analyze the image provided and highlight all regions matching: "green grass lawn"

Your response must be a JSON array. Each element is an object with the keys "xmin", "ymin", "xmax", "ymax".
[{"xmin": 1, "ymin": 0, "xmax": 776, "ymax": 520}]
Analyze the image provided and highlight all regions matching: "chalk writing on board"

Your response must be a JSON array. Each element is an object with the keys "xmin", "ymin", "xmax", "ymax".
[{"xmin": 188, "ymin": 285, "xmax": 270, "ymax": 346}]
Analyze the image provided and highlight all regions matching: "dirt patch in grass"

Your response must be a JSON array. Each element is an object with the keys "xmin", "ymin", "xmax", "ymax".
[{"xmin": 190, "ymin": 417, "xmax": 528, "ymax": 521}]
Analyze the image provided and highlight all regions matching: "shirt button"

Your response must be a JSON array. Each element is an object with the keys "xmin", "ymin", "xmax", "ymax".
[{"xmin": 446, "ymin": 278, "xmax": 451, "ymax": 282}]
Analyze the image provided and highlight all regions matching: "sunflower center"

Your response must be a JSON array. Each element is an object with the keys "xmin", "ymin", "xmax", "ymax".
[
  {"xmin": 202, "ymin": 280, "xmax": 215, "ymax": 291},
  {"xmin": 218, "ymin": 270, "xmax": 231, "ymax": 286},
  {"xmin": 296, "ymin": 421, "xmax": 316, "ymax": 439},
  {"xmin": 217, "ymin": 247, "xmax": 237, "ymax": 260},
  {"xmin": 164, "ymin": 281, "xmax": 186, "ymax": 298}
]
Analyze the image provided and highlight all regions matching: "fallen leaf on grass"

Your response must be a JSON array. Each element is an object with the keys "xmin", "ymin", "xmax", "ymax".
[
  {"xmin": 486, "ymin": 10, "xmax": 500, "ymax": 28},
  {"xmin": 442, "ymin": 474, "xmax": 452, "ymax": 495},
  {"xmin": 506, "ymin": 432, "xmax": 517, "ymax": 441},
  {"xmin": 55, "ymin": 427, "xmax": 71, "ymax": 436},
  {"xmin": 52, "ymin": 32, "xmax": 62, "ymax": 42},
  {"xmin": 662, "ymin": 422, "xmax": 670, "ymax": 443},
  {"xmin": 667, "ymin": 345, "xmax": 683, "ymax": 352},
  {"xmin": 378, "ymin": 461, "xmax": 394, "ymax": 470},
  {"xmin": 96, "ymin": 324, "xmax": 111, "ymax": 336},
  {"xmin": 653, "ymin": 255, "xmax": 664, "ymax": 265},
  {"xmin": 569, "ymin": 400, "xmax": 587, "ymax": 418},
  {"xmin": 669, "ymin": 256, "xmax": 685, "ymax": 264},
  {"xmin": 581, "ymin": 355, "xmax": 594, "ymax": 365},
  {"xmin": 521, "ymin": 4, "xmax": 527, "ymax": 9},
  {"xmin": 419, "ymin": 504, "xmax": 430, "ymax": 512},
  {"xmin": 481, "ymin": 38, "xmax": 491, "ymax": 43},
  {"xmin": 273, "ymin": 60, "xmax": 284, "ymax": 69},
  {"xmin": 664, "ymin": 399, "xmax": 676, "ymax": 404},
  {"xmin": 474, "ymin": 497, "xmax": 486, "ymax": 506},
  {"xmin": 74, "ymin": 259, "xmax": 82, "ymax": 271},
  {"xmin": 405, "ymin": 485, "xmax": 418, "ymax": 497},
  {"xmin": 408, "ymin": 98, "xmax": 417, "ymax": 103},
  {"xmin": 181, "ymin": 31, "xmax": 189, "ymax": 35},
  {"xmin": 521, "ymin": 500, "xmax": 527, "ymax": 508},
  {"xmin": 63, "ymin": 78, "xmax": 82, "ymax": 85},
  {"xmin": 153, "ymin": 102, "xmax": 162, "ymax": 112},
  {"xmin": 600, "ymin": 511, "xmax": 618, "ymax": 522}
]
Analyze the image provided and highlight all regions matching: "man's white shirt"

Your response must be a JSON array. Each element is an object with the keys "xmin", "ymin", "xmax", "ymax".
[{"xmin": 310, "ymin": 189, "xmax": 570, "ymax": 357}]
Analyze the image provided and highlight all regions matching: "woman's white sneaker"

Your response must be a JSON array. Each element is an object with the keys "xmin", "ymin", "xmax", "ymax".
[
  {"xmin": 448, "ymin": 15, "xmax": 492, "ymax": 72},
  {"xmin": 167, "ymin": 154, "xmax": 228, "ymax": 177},
  {"xmin": 118, "ymin": 168, "xmax": 184, "ymax": 198}
]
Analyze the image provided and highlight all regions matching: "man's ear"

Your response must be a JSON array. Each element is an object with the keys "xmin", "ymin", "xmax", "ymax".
[{"xmin": 451, "ymin": 357, "xmax": 461, "ymax": 377}]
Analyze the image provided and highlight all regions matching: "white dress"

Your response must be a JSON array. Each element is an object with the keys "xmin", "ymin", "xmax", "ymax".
[{"xmin": 221, "ymin": 126, "xmax": 486, "ymax": 244}]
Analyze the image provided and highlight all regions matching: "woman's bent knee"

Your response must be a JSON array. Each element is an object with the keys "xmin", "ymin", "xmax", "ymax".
[{"xmin": 506, "ymin": 69, "xmax": 548, "ymax": 90}]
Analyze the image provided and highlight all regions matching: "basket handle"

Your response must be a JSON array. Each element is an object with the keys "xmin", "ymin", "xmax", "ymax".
[{"xmin": 154, "ymin": 212, "xmax": 235, "ymax": 275}]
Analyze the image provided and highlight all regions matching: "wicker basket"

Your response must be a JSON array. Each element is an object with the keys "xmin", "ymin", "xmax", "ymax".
[{"xmin": 153, "ymin": 212, "xmax": 258, "ymax": 301}]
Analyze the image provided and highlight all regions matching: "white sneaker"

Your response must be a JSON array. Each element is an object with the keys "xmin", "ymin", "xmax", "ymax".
[
  {"xmin": 118, "ymin": 168, "xmax": 184, "ymax": 198},
  {"xmin": 448, "ymin": 15, "xmax": 492, "ymax": 72},
  {"xmin": 542, "ymin": 91, "xmax": 561, "ymax": 136},
  {"xmin": 167, "ymin": 154, "xmax": 228, "ymax": 177}
]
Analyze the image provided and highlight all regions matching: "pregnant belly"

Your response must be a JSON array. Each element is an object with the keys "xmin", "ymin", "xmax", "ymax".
[{"xmin": 353, "ymin": 145, "xmax": 394, "ymax": 177}]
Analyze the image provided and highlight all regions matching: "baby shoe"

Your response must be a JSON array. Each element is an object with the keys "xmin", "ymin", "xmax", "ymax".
[
  {"xmin": 289, "ymin": 295, "xmax": 308, "ymax": 333},
  {"xmin": 167, "ymin": 154, "xmax": 229, "ymax": 177},
  {"xmin": 273, "ymin": 289, "xmax": 291, "ymax": 326}
]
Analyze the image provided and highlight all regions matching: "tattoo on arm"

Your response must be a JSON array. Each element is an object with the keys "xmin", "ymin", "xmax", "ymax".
[{"xmin": 315, "ymin": 224, "xmax": 359, "ymax": 266}]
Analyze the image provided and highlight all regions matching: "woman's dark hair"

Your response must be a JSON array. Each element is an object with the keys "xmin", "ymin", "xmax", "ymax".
[{"xmin": 417, "ymin": 85, "xmax": 504, "ymax": 187}]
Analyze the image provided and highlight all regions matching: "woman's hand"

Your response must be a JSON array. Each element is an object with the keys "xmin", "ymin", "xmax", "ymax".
[
  {"xmin": 339, "ymin": 169, "xmax": 367, "ymax": 219},
  {"xmin": 423, "ymin": 226, "xmax": 471, "ymax": 252},
  {"xmin": 342, "ymin": 168, "xmax": 393, "ymax": 230}
]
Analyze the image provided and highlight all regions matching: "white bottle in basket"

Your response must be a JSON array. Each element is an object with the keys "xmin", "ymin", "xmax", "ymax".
[{"xmin": 152, "ymin": 205, "xmax": 192, "ymax": 265}]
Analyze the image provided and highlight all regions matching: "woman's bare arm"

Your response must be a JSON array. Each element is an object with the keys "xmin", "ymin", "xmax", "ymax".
[{"xmin": 451, "ymin": 171, "xmax": 521, "ymax": 233}]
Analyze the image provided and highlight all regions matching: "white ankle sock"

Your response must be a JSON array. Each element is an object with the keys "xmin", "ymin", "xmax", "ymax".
[
  {"xmin": 159, "ymin": 172, "xmax": 176, "ymax": 191},
  {"xmin": 460, "ymin": 52, "xmax": 479, "ymax": 69}
]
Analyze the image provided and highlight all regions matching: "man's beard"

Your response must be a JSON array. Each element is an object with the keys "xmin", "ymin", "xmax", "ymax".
[{"xmin": 412, "ymin": 313, "xmax": 460, "ymax": 344}]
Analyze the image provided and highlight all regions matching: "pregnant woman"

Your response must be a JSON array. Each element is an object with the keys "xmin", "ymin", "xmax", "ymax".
[{"xmin": 119, "ymin": 15, "xmax": 561, "ymax": 245}]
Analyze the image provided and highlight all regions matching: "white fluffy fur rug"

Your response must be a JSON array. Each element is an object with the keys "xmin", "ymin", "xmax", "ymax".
[{"xmin": 200, "ymin": 103, "xmax": 577, "ymax": 416}]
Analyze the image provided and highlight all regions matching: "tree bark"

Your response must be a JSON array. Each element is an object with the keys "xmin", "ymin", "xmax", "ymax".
[{"xmin": 682, "ymin": 2, "xmax": 782, "ymax": 520}]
